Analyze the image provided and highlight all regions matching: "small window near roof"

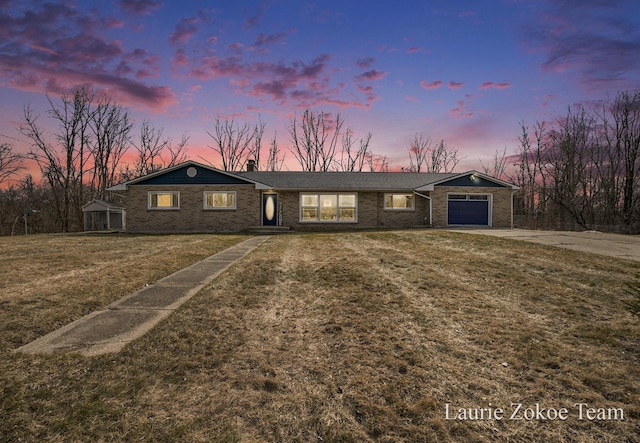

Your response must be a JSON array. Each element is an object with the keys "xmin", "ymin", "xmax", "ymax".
[
  {"xmin": 384, "ymin": 193, "xmax": 414, "ymax": 210},
  {"xmin": 204, "ymin": 191, "xmax": 236, "ymax": 209},
  {"xmin": 149, "ymin": 191, "xmax": 179, "ymax": 209}
]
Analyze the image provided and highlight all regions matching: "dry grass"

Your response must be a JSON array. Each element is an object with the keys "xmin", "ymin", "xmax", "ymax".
[
  {"xmin": 1, "ymin": 230, "xmax": 639, "ymax": 442},
  {"xmin": 0, "ymin": 233, "xmax": 246, "ymax": 351}
]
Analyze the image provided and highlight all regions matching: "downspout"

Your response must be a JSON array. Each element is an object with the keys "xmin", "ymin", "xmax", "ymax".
[{"xmin": 413, "ymin": 191, "xmax": 432, "ymax": 226}]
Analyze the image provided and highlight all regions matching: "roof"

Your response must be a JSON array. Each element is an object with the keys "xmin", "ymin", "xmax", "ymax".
[
  {"xmin": 237, "ymin": 171, "xmax": 458, "ymax": 191},
  {"xmin": 107, "ymin": 160, "xmax": 519, "ymax": 192},
  {"xmin": 106, "ymin": 161, "xmax": 271, "ymax": 191},
  {"xmin": 82, "ymin": 199, "xmax": 125, "ymax": 212}
]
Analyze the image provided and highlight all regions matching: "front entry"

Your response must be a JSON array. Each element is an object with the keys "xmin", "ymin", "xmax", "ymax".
[{"xmin": 262, "ymin": 194, "xmax": 278, "ymax": 226}]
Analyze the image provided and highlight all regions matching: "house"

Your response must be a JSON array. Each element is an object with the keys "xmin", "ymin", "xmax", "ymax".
[
  {"xmin": 107, "ymin": 160, "xmax": 519, "ymax": 233},
  {"xmin": 82, "ymin": 199, "xmax": 126, "ymax": 231}
]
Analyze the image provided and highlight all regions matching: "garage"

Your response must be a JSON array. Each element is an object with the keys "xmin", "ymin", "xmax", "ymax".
[{"xmin": 447, "ymin": 194, "xmax": 490, "ymax": 225}]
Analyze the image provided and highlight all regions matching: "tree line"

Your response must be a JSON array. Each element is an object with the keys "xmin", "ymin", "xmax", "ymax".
[
  {"xmin": 512, "ymin": 91, "xmax": 640, "ymax": 233},
  {"xmin": 3, "ymin": 85, "xmax": 638, "ymax": 234}
]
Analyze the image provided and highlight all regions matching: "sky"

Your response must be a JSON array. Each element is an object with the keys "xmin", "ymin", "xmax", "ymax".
[{"xmin": 1, "ymin": 0, "xmax": 640, "ymax": 179}]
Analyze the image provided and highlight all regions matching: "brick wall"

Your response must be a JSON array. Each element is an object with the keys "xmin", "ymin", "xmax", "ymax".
[
  {"xmin": 126, "ymin": 185, "xmax": 260, "ymax": 232},
  {"xmin": 125, "ymin": 185, "xmax": 514, "ymax": 232},
  {"xmin": 276, "ymin": 191, "xmax": 430, "ymax": 231}
]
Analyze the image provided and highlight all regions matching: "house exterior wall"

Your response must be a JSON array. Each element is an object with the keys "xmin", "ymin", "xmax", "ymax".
[
  {"xmin": 126, "ymin": 184, "xmax": 260, "ymax": 232},
  {"xmin": 430, "ymin": 186, "xmax": 514, "ymax": 228},
  {"xmin": 274, "ymin": 191, "xmax": 431, "ymax": 231},
  {"xmin": 125, "ymin": 184, "xmax": 513, "ymax": 232}
]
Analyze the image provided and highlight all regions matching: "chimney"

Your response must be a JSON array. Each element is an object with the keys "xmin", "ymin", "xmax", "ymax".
[{"xmin": 247, "ymin": 159, "xmax": 257, "ymax": 171}]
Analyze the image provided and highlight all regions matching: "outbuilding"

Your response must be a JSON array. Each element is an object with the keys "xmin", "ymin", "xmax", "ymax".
[{"xmin": 82, "ymin": 199, "xmax": 126, "ymax": 231}]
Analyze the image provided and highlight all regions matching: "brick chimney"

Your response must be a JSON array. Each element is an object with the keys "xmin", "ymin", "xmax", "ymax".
[{"xmin": 247, "ymin": 159, "xmax": 257, "ymax": 171}]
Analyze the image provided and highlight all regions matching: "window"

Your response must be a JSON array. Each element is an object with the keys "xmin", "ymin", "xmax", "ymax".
[
  {"xmin": 148, "ymin": 191, "xmax": 179, "ymax": 209},
  {"xmin": 384, "ymin": 193, "xmax": 414, "ymax": 210},
  {"xmin": 204, "ymin": 191, "xmax": 236, "ymax": 209},
  {"xmin": 300, "ymin": 193, "xmax": 357, "ymax": 222},
  {"xmin": 448, "ymin": 194, "xmax": 489, "ymax": 201}
]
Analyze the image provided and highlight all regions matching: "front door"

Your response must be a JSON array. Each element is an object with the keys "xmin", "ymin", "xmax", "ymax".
[{"xmin": 262, "ymin": 194, "xmax": 278, "ymax": 226}]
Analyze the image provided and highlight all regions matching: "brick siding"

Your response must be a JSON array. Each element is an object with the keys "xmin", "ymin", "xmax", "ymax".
[
  {"xmin": 126, "ymin": 185, "xmax": 260, "ymax": 233},
  {"xmin": 126, "ymin": 185, "xmax": 513, "ymax": 232}
]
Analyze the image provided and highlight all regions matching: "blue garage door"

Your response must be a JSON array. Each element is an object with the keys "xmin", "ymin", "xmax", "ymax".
[{"xmin": 448, "ymin": 195, "xmax": 489, "ymax": 225}]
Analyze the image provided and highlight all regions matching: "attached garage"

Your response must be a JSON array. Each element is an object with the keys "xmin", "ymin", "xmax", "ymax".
[{"xmin": 447, "ymin": 194, "xmax": 490, "ymax": 225}]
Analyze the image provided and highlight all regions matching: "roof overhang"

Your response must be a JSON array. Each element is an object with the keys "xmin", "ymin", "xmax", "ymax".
[
  {"xmin": 106, "ymin": 160, "xmax": 273, "ymax": 191},
  {"xmin": 415, "ymin": 170, "xmax": 519, "ymax": 191}
]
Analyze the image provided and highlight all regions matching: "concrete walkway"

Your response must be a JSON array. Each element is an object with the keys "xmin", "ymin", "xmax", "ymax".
[
  {"xmin": 16, "ymin": 235, "xmax": 271, "ymax": 357},
  {"xmin": 446, "ymin": 228, "xmax": 640, "ymax": 262}
]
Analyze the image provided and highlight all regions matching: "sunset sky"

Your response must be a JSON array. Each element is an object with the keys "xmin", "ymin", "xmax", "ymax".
[{"xmin": 1, "ymin": 0, "xmax": 640, "ymax": 178}]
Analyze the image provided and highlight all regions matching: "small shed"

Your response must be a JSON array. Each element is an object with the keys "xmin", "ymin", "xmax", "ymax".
[{"xmin": 82, "ymin": 199, "xmax": 126, "ymax": 231}]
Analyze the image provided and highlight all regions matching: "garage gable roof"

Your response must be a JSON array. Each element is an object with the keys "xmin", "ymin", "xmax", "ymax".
[
  {"xmin": 415, "ymin": 170, "xmax": 519, "ymax": 191},
  {"xmin": 107, "ymin": 161, "xmax": 272, "ymax": 191}
]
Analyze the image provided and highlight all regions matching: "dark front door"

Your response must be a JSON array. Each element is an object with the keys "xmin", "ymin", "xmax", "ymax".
[{"xmin": 262, "ymin": 194, "xmax": 278, "ymax": 226}]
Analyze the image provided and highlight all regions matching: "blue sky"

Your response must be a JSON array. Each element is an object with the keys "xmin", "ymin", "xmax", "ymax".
[{"xmin": 1, "ymin": 0, "xmax": 640, "ymax": 176}]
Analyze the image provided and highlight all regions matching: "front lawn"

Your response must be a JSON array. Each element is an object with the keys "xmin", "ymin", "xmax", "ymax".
[{"xmin": 1, "ymin": 231, "xmax": 639, "ymax": 441}]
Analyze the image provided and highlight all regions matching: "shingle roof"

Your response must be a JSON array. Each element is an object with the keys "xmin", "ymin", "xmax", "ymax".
[{"xmin": 236, "ymin": 171, "xmax": 458, "ymax": 191}]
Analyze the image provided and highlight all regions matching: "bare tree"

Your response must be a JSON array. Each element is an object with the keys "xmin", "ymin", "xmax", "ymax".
[
  {"xmin": 20, "ymin": 87, "xmax": 94, "ymax": 231},
  {"xmin": 337, "ymin": 129, "xmax": 372, "ymax": 171},
  {"xmin": 265, "ymin": 133, "xmax": 286, "ymax": 171},
  {"xmin": 430, "ymin": 140, "xmax": 460, "ymax": 173},
  {"xmin": 404, "ymin": 134, "xmax": 433, "ymax": 172},
  {"xmin": 403, "ymin": 135, "xmax": 459, "ymax": 173},
  {"xmin": 128, "ymin": 120, "xmax": 188, "ymax": 178},
  {"xmin": 0, "ymin": 143, "xmax": 24, "ymax": 186},
  {"xmin": 248, "ymin": 115, "xmax": 266, "ymax": 170},
  {"xmin": 367, "ymin": 153, "xmax": 390, "ymax": 172},
  {"xmin": 481, "ymin": 147, "xmax": 510, "ymax": 180},
  {"xmin": 289, "ymin": 110, "xmax": 343, "ymax": 172},
  {"xmin": 89, "ymin": 96, "xmax": 132, "ymax": 199},
  {"xmin": 609, "ymin": 91, "xmax": 640, "ymax": 225},
  {"xmin": 206, "ymin": 117, "xmax": 262, "ymax": 171}
]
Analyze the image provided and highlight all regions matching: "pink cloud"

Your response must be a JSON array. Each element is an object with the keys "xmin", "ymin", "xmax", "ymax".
[
  {"xmin": 356, "ymin": 58, "xmax": 375, "ymax": 69},
  {"xmin": 253, "ymin": 29, "xmax": 295, "ymax": 47},
  {"xmin": 450, "ymin": 100, "xmax": 474, "ymax": 119},
  {"xmin": 479, "ymin": 81, "xmax": 511, "ymax": 90},
  {"xmin": 170, "ymin": 17, "xmax": 200, "ymax": 46},
  {"xmin": 405, "ymin": 95, "xmax": 419, "ymax": 103},
  {"xmin": 187, "ymin": 53, "xmax": 350, "ymax": 108},
  {"xmin": 525, "ymin": 3, "xmax": 640, "ymax": 88},
  {"xmin": 420, "ymin": 80, "xmax": 443, "ymax": 90},
  {"xmin": 354, "ymin": 70, "xmax": 388, "ymax": 82},
  {"xmin": 0, "ymin": 2, "xmax": 175, "ymax": 110},
  {"xmin": 407, "ymin": 47, "xmax": 421, "ymax": 54},
  {"xmin": 118, "ymin": 0, "xmax": 161, "ymax": 15},
  {"xmin": 448, "ymin": 81, "xmax": 464, "ymax": 90}
]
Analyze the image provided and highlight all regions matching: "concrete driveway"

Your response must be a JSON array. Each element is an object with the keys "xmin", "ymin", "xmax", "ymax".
[{"xmin": 446, "ymin": 228, "xmax": 640, "ymax": 262}]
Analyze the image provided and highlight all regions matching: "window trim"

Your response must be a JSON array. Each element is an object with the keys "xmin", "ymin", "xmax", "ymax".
[
  {"xmin": 299, "ymin": 192, "xmax": 358, "ymax": 223},
  {"xmin": 447, "ymin": 193, "xmax": 490, "ymax": 201},
  {"xmin": 203, "ymin": 191, "xmax": 237, "ymax": 210},
  {"xmin": 148, "ymin": 191, "xmax": 180, "ymax": 210},
  {"xmin": 383, "ymin": 193, "xmax": 415, "ymax": 211}
]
